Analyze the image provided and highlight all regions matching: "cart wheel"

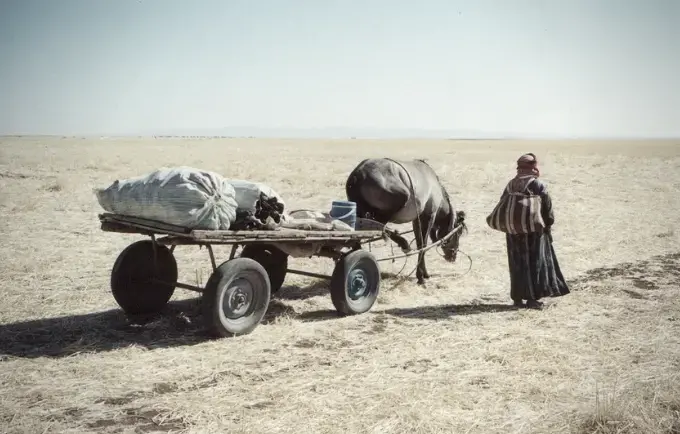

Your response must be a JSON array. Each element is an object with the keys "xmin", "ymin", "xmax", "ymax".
[
  {"xmin": 239, "ymin": 244, "xmax": 288, "ymax": 293},
  {"xmin": 202, "ymin": 257, "xmax": 271, "ymax": 337},
  {"xmin": 330, "ymin": 250, "xmax": 380, "ymax": 315},
  {"xmin": 110, "ymin": 240, "xmax": 177, "ymax": 315}
]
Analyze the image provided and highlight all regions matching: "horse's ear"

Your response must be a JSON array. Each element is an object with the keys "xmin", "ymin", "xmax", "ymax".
[{"xmin": 455, "ymin": 210, "xmax": 468, "ymax": 234}]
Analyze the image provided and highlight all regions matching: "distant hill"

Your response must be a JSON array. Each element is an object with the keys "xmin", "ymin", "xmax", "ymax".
[
  {"xmin": 2, "ymin": 127, "xmax": 678, "ymax": 140},
  {"xmin": 143, "ymin": 126, "xmax": 555, "ymax": 140}
]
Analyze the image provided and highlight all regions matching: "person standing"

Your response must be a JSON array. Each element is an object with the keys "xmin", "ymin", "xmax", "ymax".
[{"xmin": 502, "ymin": 153, "xmax": 570, "ymax": 309}]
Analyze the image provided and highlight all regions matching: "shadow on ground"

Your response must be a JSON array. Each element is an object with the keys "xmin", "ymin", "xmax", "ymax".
[
  {"xmin": 273, "ymin": 271, "xmax": 415, "ymax": 300},
  {"xmin": 274, "ymin": 280, "xmax": 329, "ymax": 300},
  {"xmin": 0, "ymin": 277, "xmax": 338, "ymax": 359},
  {"xmin": 3, "ymin": 252, "xmax": 678, "ymax": 359},
  {"xmin": 381, "ymin": 303, "xmax": 523, "ymax": 319},
  {"xmin": 297, "ymin": 302, "xmax": 522, "ymax": 323},
  {"xmin": 569, "ymin": 252, "xmax": 680, "ymax": 292},
  {"xmin": 0, "ymin": 298, "xmax": 208, "ymax": 359},
  {"xmin": 296, "ymin": 251, "xmax": 680, "ymax": 322},
  {"xmin": 0, "ymin": 293, "xmax": 312, "ymax": 359}
]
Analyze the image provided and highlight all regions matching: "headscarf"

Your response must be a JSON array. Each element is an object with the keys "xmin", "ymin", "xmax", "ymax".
[{"xmin": 516, "ymin": 153, "xmax": 540, "ymax": 177}]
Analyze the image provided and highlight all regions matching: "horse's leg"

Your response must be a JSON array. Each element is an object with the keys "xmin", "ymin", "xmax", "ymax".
[
  {"xmin": 353, "ymin": 191, "xmax": 412, "ymax": 253},
  {"xmin": 413, "ymin": 215, "xmax": 431, "ymax": 285},
  {"xmin": 386, "ymin": 229, "xmax": 411, "ymax": 253},
  {"xmin": 419, "ymin": 217, "xmax": 432, "ymax": 280},
  {"xmin": 352, "ymin": 198, "xmax": 409, "ymax": 253},
  {"xmin": 353, "ymin": 198, "xmax": 410, "ymax": 253}
]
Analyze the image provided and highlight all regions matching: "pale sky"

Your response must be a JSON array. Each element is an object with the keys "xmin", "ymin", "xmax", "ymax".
[{"xmin": 1, "ymin": 0, "xmax": 678, "ymax": 137}]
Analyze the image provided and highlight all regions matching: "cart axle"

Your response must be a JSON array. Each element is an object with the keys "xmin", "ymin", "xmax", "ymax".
[
  {"xmin": 285, "ymin": 268, "xmax": 332, "ymax": 280},
  {"xmin": 150, "ymin": 278, "xmax": 203, "ymax": 293}
]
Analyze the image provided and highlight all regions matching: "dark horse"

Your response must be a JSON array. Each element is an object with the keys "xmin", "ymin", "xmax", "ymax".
[{"xmin": 345, "ymin": 158, "xmax": 467, "ymax": 285}]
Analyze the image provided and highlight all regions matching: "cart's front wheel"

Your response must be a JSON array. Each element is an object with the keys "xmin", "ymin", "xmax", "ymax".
[
  {"xmin": 239, "ymin": 244, "xmax": 288, "ymax": 293},
  {"xmin": 202, "ymin": 257, "xmax": 271, "ymax": 337},
  {"xmin": 110, "ymin": 240, "xmax": 177, "ymax": 315},
  {"xmin": 330, "ymin": 250, "xmax": 380, "ymax": 315}
]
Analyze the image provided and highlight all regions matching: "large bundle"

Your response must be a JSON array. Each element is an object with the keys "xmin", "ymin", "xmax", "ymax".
[
  {"xmin": 228, "ymin": 179, "xmax": 287, "ymax": 230},
  {"xmin": 95, "ymin": 166, "xmax": 239, "ymax": 230},
  {"xmin": 229, "ymin": 179, "xmax": 286, "ymax": 212}
]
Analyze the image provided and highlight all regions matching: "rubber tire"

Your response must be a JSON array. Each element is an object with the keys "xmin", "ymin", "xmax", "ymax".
[
  {"xmin": 239, "ymin": 244, "xmax": 288, "ymax": 293},
  {"xmin": 202, "ymin": 257, "xmax": 271, "ymax": 337},
  {"xmin": 110, "ymin": 240, "xmax": 177, "ymax": 315},
  {"xmin": 330, "ymin": 250, "xmax": 380, "ymax": 315}
]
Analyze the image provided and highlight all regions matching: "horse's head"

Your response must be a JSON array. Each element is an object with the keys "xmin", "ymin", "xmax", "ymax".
[{"xmin": 437, "ymin": 209, "xmax": 467, "ymax": 263}]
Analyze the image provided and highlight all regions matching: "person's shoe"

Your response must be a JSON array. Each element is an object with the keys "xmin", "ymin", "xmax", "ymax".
[
  {"xmin": 526, "ymin": 300, "xmax": 544, "ymax": 310},
  {"xmin": 513, "ymin": 300, "xmax": 524, "ymax": 308}
]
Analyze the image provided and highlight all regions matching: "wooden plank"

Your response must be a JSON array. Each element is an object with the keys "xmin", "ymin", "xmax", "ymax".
[
  {"xmin": 98, "ymin": 213, "xmax": 385, "ymax": 242},
  {"xmin": 156, "ymin": 236, "xmax": 364, "ymax": 246},
  {"xmin": 189, "ymin": 228, "xmax": 384, "ymax": 240}
]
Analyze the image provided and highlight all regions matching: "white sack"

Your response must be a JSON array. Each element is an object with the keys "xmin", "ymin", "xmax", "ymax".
[
  {"xmin": 227, "ymin": 179, "xmax": 286, "ymax": 212},
  {"xmin": 94, "ymin": 166, "xmax": 238, "ymax": 230}
]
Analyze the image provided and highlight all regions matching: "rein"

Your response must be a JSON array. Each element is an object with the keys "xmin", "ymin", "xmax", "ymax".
[
  {"xmin": 375, "ymin": 222, "xmax": 463, "ymax": 262},
  {"xmin": 370, "ymin": 223, "xmax": 473, "ymax": 288}
]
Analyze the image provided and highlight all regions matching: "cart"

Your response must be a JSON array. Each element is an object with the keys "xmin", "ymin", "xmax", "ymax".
[{"xmin": 98, "ymin": 213, "xmax": 388, "ymax": 337}]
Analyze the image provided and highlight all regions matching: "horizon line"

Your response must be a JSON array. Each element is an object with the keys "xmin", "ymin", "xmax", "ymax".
[{"xmin": 1, "ymin": 134, "xmax": 679, "ymax": 141}]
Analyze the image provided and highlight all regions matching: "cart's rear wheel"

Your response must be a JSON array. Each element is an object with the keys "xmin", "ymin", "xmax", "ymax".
[
  {"xmin": 110, "ymin": 240, "xmax": 177, "ymax": 315},
  {"xmin": 330, "ymin": 250, "xmax": 380, "ymax": 315},
  {"xmin": 202, "ymin": 257, "xmax": 271, "ymax": 337},
  {"xmin": 239, "ymin": 244, "xmax": 288, "ymax": 293}
]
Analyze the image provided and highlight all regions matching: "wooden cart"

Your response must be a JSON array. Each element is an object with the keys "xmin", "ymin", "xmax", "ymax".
[{"xmin": 98, "ymin": 213, "xmax": 387, "ymax": 337}]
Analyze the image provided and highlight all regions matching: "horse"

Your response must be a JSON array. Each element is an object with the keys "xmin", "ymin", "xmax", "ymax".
[{"xmin": 345, "ymin": 158, "xmax": 467, "ymax": 285}]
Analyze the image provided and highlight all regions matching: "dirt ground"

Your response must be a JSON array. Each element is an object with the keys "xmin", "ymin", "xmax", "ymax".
[{"xmin": 1, "ymin": 137, "xmax": 679, "ymax": 434}]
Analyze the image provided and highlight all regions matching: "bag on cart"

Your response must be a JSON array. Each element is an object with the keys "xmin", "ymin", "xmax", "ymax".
[
  {"xmin": 94, "ymin": 166, "xmax": 239, "ymax": 230},
  {"xmin": 227, "ymin": 179, "xmax": 287, "ymax": 229}
]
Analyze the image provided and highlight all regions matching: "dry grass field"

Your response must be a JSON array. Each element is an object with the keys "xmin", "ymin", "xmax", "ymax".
[{"xmin": 1, "ymin": 136, "xmax": 679, "ymax": 434}]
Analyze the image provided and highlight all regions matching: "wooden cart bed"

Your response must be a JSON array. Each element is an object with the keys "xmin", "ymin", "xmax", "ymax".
[{"xmin": 98, "ymin": 213, "xmax": 386, "ymax": 245}]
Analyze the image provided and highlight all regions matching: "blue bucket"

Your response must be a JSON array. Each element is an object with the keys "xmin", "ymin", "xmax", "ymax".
[{"xmin": 329, "ymin": 200, "xmax": 357, "ymax": 230}]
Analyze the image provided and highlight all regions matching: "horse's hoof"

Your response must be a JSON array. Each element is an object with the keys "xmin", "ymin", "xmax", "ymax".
[
  {"xmin": 423, "ymin": 273, "xmax": 431, "ymax": 279},
  {"xmin": 417, "ymin": 279, "xmax": 426, "ymax": 286}
]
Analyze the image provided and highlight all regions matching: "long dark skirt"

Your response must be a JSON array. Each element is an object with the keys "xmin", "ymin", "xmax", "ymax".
[{"xmin": 506, "ymin": 231, "xmax": 570, "ymax": 302}]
